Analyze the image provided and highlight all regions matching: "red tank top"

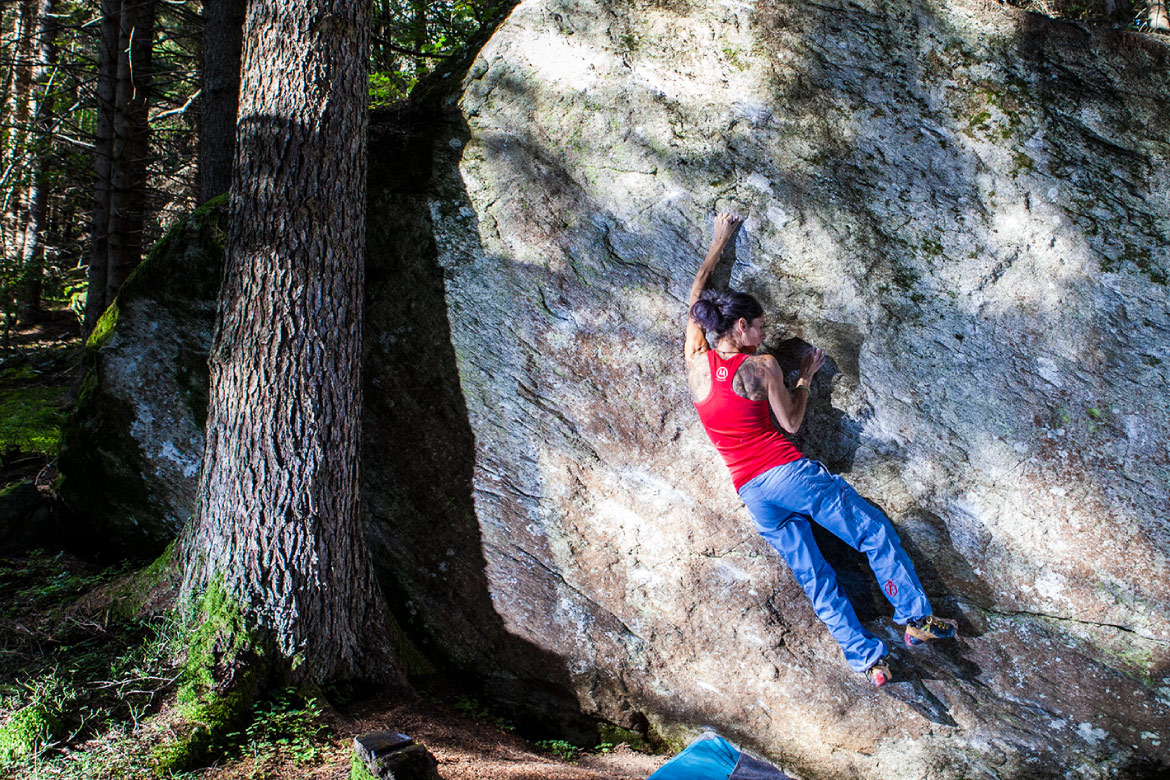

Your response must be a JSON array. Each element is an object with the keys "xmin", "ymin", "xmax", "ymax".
[{"xmin": 694, "ymin": 350, "xmax": 803, "ymax": 490}]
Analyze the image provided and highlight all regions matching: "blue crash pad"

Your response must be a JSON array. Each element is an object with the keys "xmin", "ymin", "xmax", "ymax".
[{"xmin": 648, "ymin": 732, "xmax": 791, "ymax": 780}]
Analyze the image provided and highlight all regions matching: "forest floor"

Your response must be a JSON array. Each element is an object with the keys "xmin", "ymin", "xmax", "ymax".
[{"xmin": 0, "ymin": 309, "xmax": 668, "ymax": 779}]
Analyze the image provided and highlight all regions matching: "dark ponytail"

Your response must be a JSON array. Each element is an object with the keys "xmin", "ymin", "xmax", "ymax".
[{"xmin": 689, "ymin": 289, "xmax": 764, "ymax": 336}]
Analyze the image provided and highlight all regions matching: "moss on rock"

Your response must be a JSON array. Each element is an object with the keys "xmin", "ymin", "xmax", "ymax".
[
  {"xmin": 0, "ymin": 704, "xmax": 64, "ymax": 766},
  {"xmin": 597, "ymin": 722, "xmax": 654, "ymax": 753},
  {"xmin": 104, "ymin": 541, "xmax": 178, "ymax": 619},
  {"xmin": 350, "ymin": 753, "xmax": 380, "ymax": 780},
  {"xmin": 85, "ymin": 301, "xmax": 120, "ymax": 352},
  {"xmin": 119, "ymin": 194, "xmax": 228, "ymax": 308}
]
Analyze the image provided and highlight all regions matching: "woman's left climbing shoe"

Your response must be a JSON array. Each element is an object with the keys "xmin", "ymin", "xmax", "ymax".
[
  {"xmin": 904, "ymin": 615, "xmax": 958, "ymax": 647},
  {"xmin": 865, "ymin": 657, "xmax": 892, "ymax": 688}
]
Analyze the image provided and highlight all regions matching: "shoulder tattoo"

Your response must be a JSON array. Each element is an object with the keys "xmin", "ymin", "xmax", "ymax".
[
  {"xmin": 733, "ymin": 357, "xmax": 769, "ymax": 401},
  {"xmin": 687, "ymin": 357, "xmax": 711, "ymax": 402}
]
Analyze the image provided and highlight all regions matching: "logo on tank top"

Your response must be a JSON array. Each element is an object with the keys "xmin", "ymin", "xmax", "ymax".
[
  {"xmin": 715, "ymin": 366, "xmax": 729, "ymax": 381},
  {"xmin": 884, "ymin": 580, "xmax": 898, "ymax": 597}
]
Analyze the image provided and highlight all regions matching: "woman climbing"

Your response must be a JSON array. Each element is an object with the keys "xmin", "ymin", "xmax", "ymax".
[{"xmin": 685, "ymin": 213, "xmax": 956, "ymax": 688}]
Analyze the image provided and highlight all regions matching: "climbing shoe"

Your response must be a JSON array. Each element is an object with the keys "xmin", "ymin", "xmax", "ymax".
[
  {"xmin": 904, "ymin": 615, "xmax": 957, "ymax": 647},
  {"xmin": 865, "ymin": 658, "xmax": 892, "ymax": 688}
]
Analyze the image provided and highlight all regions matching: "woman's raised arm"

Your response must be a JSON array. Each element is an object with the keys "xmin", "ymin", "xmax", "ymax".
[{"xmin": 685, "ymin": 213, "xmax": 743, "ymax": 362}]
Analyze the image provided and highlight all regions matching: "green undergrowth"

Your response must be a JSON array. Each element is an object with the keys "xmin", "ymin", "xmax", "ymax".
[
  {"xmin": 452, "ymin": 694, "xmax": 516, "ymax": 733},
  {"xmin": 0, "ymin": 381, "xmax": 71, "ymax": 458},
  {"xmin": 227, "ymin": 687, "xmax": 332, "ymax": 770},
  {"xmin": 0, "ymin": 550, "xmax": 178, "ymax": 775},
  {"xmin": 0, "ymin": 303, "xmax": 82, "ymax": 463},
  {"xmin": 0, "ymin": 551, "xmax": 338, "ymax": 778}
]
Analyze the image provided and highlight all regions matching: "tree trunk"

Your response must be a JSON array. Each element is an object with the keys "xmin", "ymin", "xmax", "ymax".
[
  {"xmin": 17, "ymin": 0, "xmax": 58, "ymax": 324},
  {"xmin": 411, "ymin": 0, "xmax": 427, "ymax": 55},
  {"xmin": 199, "ymin": 0, "xmax": 245, "ymax": 202},
  {"xmin": 105, "ymin": 0, "xmax": 154, "ymax": 305},
  {"xmin": 181, "ymin": 0, "xmax": 400, "ymax": 684},
  {"xmin": 84, "ymin": 0, "xmax": 121, "ymax": 334},
  {"xmin": 1150, "ymin": 0, "xmax": 1169, "ymax": 31},
  {"xmin": 1, "ymin": 0, "xmax": 38, "ymax": 267}
]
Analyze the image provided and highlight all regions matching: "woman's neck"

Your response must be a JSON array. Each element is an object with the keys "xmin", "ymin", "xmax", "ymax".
[{"xmin": 714, "ymin": 338, "xmax": 742, "ymax": 355}]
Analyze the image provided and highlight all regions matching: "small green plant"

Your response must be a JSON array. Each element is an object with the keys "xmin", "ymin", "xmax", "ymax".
[
  {"xmin": 452, "ymin": 694, "xmax": 515, "ymax": 733},
  {"xmin": 617, "ymin": 31, "xmax": 642, "ymax": 54},
  {"xmin": 722, "ymin": 47, "xmax": 746, "ymax": 71},
  {"xmin": 536, "ymin": 738, "xmax": 581, "ymax": 761},
  {"xmin": 227, "ymin": 687, "xmax": 331, "ymax": 772}
]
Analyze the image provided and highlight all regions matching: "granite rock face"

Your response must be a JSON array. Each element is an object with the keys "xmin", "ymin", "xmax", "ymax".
[{"xmin": 374, "ymin": 1, "xmax": 1170, "ymax": 777}]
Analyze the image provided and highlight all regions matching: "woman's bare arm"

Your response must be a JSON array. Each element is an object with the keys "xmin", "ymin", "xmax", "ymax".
[
  {"xmin": 685, "ymin": 213, "xmax": 743, "ymax": 362},
  {"xmin": 761, "ymin": 348, "xmax": 824, "ymax": 434}
]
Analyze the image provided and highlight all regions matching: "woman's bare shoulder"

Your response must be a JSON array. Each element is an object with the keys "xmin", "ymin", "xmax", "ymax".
[
  {"xmin": 686, "ymin": 353, "xmax": 712, "ymax": 403},
  {"xmin": 733, "ymin": 354, "xmax": 774, "ymax": 401}
]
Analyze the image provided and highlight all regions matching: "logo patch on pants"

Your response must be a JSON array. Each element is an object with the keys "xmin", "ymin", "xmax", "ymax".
[{"xmin": 884, "ymin": 580, "xmax": 898, "ymax": 597}]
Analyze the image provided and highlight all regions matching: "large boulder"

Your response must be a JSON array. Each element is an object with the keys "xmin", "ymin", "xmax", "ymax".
[
  {"xmin": 56, "ymin": 199, "xmax": 225, "ymax": 556},
  {"xmin": 59, "ymin": 0, "xmax": 1170, "ymax": 776},
  {"xmin": 371, "ymin": 0, "xmax": 1170, "ymax": 777}
]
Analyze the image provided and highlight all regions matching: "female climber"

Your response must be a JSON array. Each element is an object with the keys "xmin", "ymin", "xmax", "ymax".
[{"xmin": 685, "ymin": 213, "xmax": 956, "ymax": 688}]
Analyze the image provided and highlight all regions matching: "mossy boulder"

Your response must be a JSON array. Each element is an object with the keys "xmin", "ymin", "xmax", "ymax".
[{"xmin": 56, "ymin": 197, "xmax": 227, "ymax": 558}]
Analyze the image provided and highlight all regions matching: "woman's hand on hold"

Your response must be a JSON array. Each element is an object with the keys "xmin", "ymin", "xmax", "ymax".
[
  {"xmin": 713, "ymin": 212, "xmax": 744, "ymax": 244},
  {"xmin": 800, "ymin": 346, "xmax": 825, "ymax": 381}
]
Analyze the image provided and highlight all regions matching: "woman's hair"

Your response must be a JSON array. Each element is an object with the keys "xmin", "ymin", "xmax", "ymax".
[{"xmin": 690, "ymin": 289, "xmax": 764, "ymax": 336}]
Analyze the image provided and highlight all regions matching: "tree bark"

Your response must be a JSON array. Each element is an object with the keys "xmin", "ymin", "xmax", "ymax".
[
  {"xmin": 84, "ymin": 0, "xmax": 121, "ymax": 334},
  {"xmin": 105, "ymin": 0, "xmax": 154, "ymax": 305},
  {"xmin": 199, "ymin": 0, "xmax": 245, "ymax": 202},
  {"xmin": 182, "ymin": 0, "xmax": 400, "ymax": 684}
]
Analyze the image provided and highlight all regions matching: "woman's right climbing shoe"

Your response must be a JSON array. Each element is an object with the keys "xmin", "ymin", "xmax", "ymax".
[
  {"xmin": 904, "ymin": 615, "xmax": 958, "ymax": 646},
  {"xmin": 865, "ymin": 657, "xmax": 892, "ymax": 688}
]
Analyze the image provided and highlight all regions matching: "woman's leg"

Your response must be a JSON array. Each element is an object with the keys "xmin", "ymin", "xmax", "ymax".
[
  {"xmin": 790, "ymin": 461, "xmax": 932, "ymax": 625},
  {"xmin": 740, "ymin": 466, "xmax": 888, "ymax": 673}
]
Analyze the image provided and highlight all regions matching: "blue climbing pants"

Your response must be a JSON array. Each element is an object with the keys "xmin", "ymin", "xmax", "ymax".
[{"xmin": 738, "ymin": 458, "xmax": 932, "ymax": 673}]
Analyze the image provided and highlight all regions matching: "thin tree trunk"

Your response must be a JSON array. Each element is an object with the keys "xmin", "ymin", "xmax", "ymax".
[
  {"xmin": 0, "ymin": 5, "xmax": 19, "ymax": 262},
  {"xmin": 84, "ymin": 0, "xmax": 121, "ymax": 334},
  {"xmin": 1, "ymin": 0, "xmax": 38, "ymax": 266},
  {"xmin": 411, "ymin": 0, "xmax": 427, "ymax": 56},
  {"xmin": 105, "ymin": 0, "xmax": 154, "ymax": 304},
  {"xmin": 182, "ymin": 0, "xmax": 400, "ymax": 684},
  {"xmin": 17, "ymin": 0, "xmax": 58, "ymax": 323}
]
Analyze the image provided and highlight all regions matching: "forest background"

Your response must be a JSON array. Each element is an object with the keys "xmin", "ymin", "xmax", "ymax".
[{"xmin": 0, "ymin": 0, "xmax": 1167, "ymax": 776}]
